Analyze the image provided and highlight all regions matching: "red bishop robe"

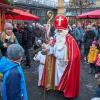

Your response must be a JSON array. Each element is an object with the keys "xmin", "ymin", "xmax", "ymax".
[
  {"xmin": 41, "ymin": 34, "xmax": 80, "ymax": 98},
  {"xmin": 57, "ymin": 34, "xmax": 80, "ymax": 98}
]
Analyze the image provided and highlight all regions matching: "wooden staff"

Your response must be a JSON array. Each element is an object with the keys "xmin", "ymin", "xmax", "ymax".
[
  {"xmin": 46, "ymin": 11, "xmax": 54, "ymax": 40},
  {"xmin": 43, "ymin": 0, "xmax": 65, "ymax": 99},
  {"xmin": 43, "ymin": 10, "xmax": 54, "ymax": 100}
]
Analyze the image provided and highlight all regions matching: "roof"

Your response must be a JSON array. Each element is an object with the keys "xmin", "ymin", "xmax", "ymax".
[
  {"xmin": 0, "ymin": 3, "xmax": 12, "ymax": 9},
  {"xmin": 0, "ymin": 0, "xmax": 10, "ymax": 4}
]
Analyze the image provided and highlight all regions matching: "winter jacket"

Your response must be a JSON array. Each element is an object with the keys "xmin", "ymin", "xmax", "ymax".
[
  {"xmin": 92, "ymin": 29, "xmax": 99, "ymax": 40},
  {"xmin": 22, "ymin": 26, "xmax": 33, "ymax": 49},
  {"xmin": 88, "ymin": 46, "xmax": 99, "ymax": 63},
  {"xmin": 96, "ymin": 54, "xmax": 100, "ymax": 66},
  {"xmin": 0, "ymin": 32, "xmax": 19, "ymax": 56},
  {"xmin": 0, "ymin": 57, "xmax": 28, "ymax": 100},
  {"xmin": 14, "ymin": 31, "xmax": 23, "ymax": 45},
  {"xmin": 84, "ymin": 30, "xmax": 96, "ymax": 49},
  {"xmin": 74, "ymin": 27, "xmax": 84, "ymax": 41}
]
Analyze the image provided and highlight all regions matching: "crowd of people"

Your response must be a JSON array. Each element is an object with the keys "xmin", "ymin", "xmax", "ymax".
[
  {"xmin": 70, "ymin": 21, "xmax": 100, "ymax": 100},
  {"xmin": 69, "ymin": 21, "xmax": 100, "ymax": 74},
  {"xmin": 0, "ymin": 16, "xmax": 99, "ymax": 100},
  {"xmin": 0, "ymin": 21, "xmax": 46, "ymax": 100}
]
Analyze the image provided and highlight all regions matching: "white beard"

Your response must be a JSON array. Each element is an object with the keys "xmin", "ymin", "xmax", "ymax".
[
  {"xmin": 55, "ymin": 30, "xmax": 68, "ymax": 50},
  {"xmin": 54, "ymin": 30, "xmax": 68, "ymax": 86}
]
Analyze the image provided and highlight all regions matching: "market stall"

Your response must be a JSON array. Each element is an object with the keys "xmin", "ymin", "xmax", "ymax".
[
  {"xmin": 0, "ymin": 0, "xmax": 12, "ymax": 32},
  {"xmin": 6, "ymin": 9, "xmax": 40, "ymax": 21},
  {"xmin": 77, "ymin": 9, "xmax": 100, "ymax": 19}
]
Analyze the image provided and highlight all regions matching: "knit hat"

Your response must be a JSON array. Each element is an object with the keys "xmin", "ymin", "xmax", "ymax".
[
  {"xmin": 92, "ymin": 40, "xmax": 97, "ymax": 45},
  {"xmin": 4, "ymin": 22, "xmax": 13, "ymax": 30},
  {"xmin": 87, "ymin": 25, "xmax": 92, "ymax": 29},
  {"xmin": 7, "ymin": 44, "xmax": 24, "ymax": 60}
]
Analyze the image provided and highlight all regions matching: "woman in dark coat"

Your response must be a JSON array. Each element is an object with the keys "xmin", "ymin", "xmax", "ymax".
[
  {"xmin": 21, "ymin": 22, "xmax": 33, "ymax": 68},
  {"xmin": 84, "ymin": 25, "xmax": 96, "ymax": 60}
]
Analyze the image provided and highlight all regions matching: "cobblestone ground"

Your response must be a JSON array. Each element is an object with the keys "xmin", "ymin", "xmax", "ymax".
[
  {"xmin": 24, "ymin": 60, "xmax": 97, "ymax": 100},
  {"xmin": 0, "ymin": 48, "xmax": 97, "ymax": 100},
  {"xmin": 21, "ymin": 39, "xmax": 100, "ymax": 100}
]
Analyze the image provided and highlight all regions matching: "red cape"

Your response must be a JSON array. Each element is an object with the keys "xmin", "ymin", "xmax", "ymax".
[
  {"xmin": 41, "ymin": 34, "xmax": 80, "ymax": 98},
  {"xmin": 57, "ymin": 34, "xmax": 80, "ymax": 98}
]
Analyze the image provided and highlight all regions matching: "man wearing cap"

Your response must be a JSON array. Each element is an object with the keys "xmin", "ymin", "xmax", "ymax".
[{"xmin": 41, "ymin": 15, "xmax": 80, "ymax": 99}]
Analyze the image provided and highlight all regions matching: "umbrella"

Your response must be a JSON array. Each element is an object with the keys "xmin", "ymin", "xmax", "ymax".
[
  {"xmin": 77, "ymin": 9, "xmax": 100, "ymax": 19},
  {"xmin": 6, "ymin": 9, "xmax": 40, "ymax": 20}
]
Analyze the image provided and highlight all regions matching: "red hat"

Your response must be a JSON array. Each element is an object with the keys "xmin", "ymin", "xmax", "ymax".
[
  {"xmin": 54, "ymin": 15, "xmax": 68, "ymax": 30},
  {"xmin": 92, "ymin": 40, "xmax": 97, "ymax": 45}
]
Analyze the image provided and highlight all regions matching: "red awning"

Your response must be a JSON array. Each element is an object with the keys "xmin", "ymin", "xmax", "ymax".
[
  {"xmin": 6, "ymin": 9, "xmax": 40, "ymax": 21},
  {"xmin": 77, "ymin": 9, "xmax": 100, "ymax": 19}
]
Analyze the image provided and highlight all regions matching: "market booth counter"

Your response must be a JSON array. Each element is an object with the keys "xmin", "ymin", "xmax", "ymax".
[{"xmin": 0, "ymin": 3, "xmax": 12, "ymax": 33}]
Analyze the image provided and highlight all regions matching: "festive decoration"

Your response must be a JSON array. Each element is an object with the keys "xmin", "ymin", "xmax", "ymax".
[{"xmin": 47, "ymin": 11, "xmax": 54, "ymax": 25}]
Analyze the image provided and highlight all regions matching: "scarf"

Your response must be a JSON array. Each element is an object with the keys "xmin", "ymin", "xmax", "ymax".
[{"xmin": 1, "ymin": 32, "xmax": 15, "ymax": 43}]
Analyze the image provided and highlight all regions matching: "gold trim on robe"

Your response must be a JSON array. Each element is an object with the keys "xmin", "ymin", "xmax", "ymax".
[{"xmin": 44, "ymin": 54, "xmax": 56, "ymax": 90}]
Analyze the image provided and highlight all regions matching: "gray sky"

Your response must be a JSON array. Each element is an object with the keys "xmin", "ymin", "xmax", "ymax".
[
  {"xmin": 54, "ymin": 0, "xmax": 69, "ymax": 2},
  {"xmin": 63, "ymin": 0, "xmax": 69, "ymax": 2}
]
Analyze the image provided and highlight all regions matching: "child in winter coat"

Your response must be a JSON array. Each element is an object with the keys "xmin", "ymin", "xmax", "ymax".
[
  {"xmin": 95, "ymin": 50, "xmax": 100, "ymax": 78},
  {"xmin": 88, "ymin": 41, "xmax": 99, "ymax": 74}
]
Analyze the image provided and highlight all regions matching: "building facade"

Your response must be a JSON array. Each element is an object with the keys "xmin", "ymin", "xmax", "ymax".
[
  {"xmin": 96, "ymin": 0, "xmax": 100, "ymax": 8},
  {"xmin": 66, "ymin": 0, "xmax": 99, "ymax": 16},
  {"xmin": 13, "ymin": 0, "xmax": 57, "ymax": 24}
]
